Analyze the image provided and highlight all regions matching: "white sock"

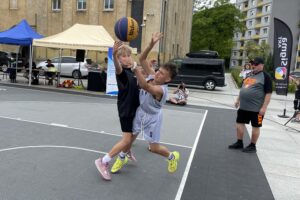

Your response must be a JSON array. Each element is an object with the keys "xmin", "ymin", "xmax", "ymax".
[
  {"xmin": 119, "ymin": 151, "xmax": 126, "ymax": 159},
  {"xmin": 168, "ymin": 152, "xmax": 174, "ymax": 160},
  {"xmin": 102, "ymin": 154, "xmax": 112, "ymax": 164}
]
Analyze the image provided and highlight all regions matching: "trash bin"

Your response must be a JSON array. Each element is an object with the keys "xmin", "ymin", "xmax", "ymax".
[{"xmin": 87, "ymin": 71, "xmax": 106, "ymax": 92}]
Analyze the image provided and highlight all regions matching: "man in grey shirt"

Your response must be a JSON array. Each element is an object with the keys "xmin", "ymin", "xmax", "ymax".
[{"xmin": 229, "ymin": 57, "xmax": 272, "ymax": 153}]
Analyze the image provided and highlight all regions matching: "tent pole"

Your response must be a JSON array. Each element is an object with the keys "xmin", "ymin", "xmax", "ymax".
[
  {"xmin": 15, "ymin": 46, "xmax": 19, "ymax": 77},
  {"xmin": 58, "ymin": 48, "xmax": 62, "ymax": 87},
  {"xmin": 28, "ymin": 45, "xmax": 33, "ymax": 86}
]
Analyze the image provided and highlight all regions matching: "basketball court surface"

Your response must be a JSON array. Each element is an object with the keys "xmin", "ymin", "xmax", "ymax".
[{"xmin": 0, "ymin": 86, "xmax": 274, "ymax": 200}]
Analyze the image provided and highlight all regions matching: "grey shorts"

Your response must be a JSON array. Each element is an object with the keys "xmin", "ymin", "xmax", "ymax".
[{"xmin": 132, "ymin": 108, "xmax": 162, "ymax": 143}]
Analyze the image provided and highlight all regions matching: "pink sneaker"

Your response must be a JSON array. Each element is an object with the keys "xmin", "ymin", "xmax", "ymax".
[
  {"xmin": 127, "ymin": 150, "xmax": 137, "ymax": 162},
  {"xmin": 95, "ymin": 158, "xmax": 111, "ymax": 181}
]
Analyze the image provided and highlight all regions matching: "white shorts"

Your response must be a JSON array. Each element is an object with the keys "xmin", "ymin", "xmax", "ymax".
[{"xmin": 132, "ymin": 107, "xmax": 162, "ymax": 143}]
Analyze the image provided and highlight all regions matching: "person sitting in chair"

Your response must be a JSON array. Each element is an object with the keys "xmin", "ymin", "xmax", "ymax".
[{"xmin": 45, "ymin": 59, "xmax": 57, "ymax": 85}]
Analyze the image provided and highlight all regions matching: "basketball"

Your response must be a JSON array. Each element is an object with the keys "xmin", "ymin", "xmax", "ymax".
[{"xmin": 114, "ymin": 17, "xmax": 139, "ymax": 42}]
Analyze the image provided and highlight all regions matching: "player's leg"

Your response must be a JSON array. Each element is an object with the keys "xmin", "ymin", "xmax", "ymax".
[
  {"xmin": 95, "ymin": 132, "xmax": 132, "ymax": 180},
  {"xmin": 148, "ymin": 143, "xmax": 180, "ymax": 173}
]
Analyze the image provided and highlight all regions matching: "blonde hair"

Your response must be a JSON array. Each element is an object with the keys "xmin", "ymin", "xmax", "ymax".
[{"xmin": 117, "ymin": 45, "xmax": 132, "ymax": 58}]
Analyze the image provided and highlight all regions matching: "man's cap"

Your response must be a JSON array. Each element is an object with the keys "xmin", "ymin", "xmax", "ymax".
[{"xmin": 250, "ymin": 57, "xmax": 264, "ymax": 65}]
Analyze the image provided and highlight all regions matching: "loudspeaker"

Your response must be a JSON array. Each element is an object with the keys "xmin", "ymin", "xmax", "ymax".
[{"xmin": 76, "ymin": 49, "xmax": 85, "ymax": 62}]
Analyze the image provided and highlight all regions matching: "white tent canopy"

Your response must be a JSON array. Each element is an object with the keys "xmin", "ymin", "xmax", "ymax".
[{"xmin": 33, "ymin": 24, "xmax": 114, "ymax": 51}]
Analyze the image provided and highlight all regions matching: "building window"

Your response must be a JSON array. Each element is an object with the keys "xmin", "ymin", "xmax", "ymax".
[
  {"xmin": 263, "ymin": 28, "xmax": 268, "ymax": 35},
  {"xmin": 233, "ymin": 52, "xmax": 237, "ymax": 56},
  {"xmin": 232, "ymin": 61, "xmax": 236, "ymax": 66},
  {"xmin": 77, "ymin": 0, "xmax": 86, "ymax": 10},
  {"xmin": 263, "ymin": 16, "xmax": 269, "ymax": 23},
  {"xmin": 235, "ymin": 33, "xmax": 239, "ymax": 38},
  {"xmin": 52, "ymin": 0, "xmax": 61, "ymax": 10},
  {"xmin": 248, "ymin": 20, "xmax": 253, "ymax": 27},
  {"xmin": 251, "ymin": 0, "xmax": 255, "ymax": 6},
  {"xmin": 9, "ymin": 0, "xmax": 18, "ymax": 9},
  {"xmin": 248, "ymin": 30, "xmax": 252, "ymax": 37},
  {"xmin": 264, "ymin": 5, "xmax": 271, "ymax": 12},
  {"xmin": 104, "ymin": 0, "xmax": 114, "ymax": 10}
]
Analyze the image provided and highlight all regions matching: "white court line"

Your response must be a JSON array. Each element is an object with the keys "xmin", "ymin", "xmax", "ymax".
[
  {"xmin": 175, "ymin": 109, "xmax": 208, "ymax": 200},
  {"xmin": 0, "ymin": 145, "xmax": 107, "ymax": 154},
  {"xmin": 0, "ymin": 115, "xmax": 193, "ymax": 149},
  {"xmin": 50, "ymin": 123, "xmax": 69, "ymax": 127}
]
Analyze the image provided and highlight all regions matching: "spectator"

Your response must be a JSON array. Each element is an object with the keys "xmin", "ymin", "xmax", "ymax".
[
  {"xmin": 229, "ymin": 57, "xmax": 272, "ymax": 153},
  {"xmin": 45, "ymin": 59, "xmax": 56, "ymax": 85},
  {"xmin": 239, "ymin": 63, "xmax": 252, "ymax": 79},
  {"xmin": 290, "ymin": 76, "xmax": 300, "ymax": 122},
  {"xmin": 169, "ymin": 82, "xmax": 189, "ymax": 105}
]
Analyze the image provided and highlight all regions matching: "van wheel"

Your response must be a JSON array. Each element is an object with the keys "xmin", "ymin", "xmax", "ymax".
[
  {"xmin": 72, "ymin": 70, "xmax": 81, "ymax": 79},
  {"xmin": 204, "ymin": 80, "xmax": 216, "ymax": 90}
]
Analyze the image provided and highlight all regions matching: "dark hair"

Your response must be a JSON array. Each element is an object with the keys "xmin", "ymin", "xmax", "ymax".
[{"xmin": 161, "ymin": 62, "xmax": 178, "ymax": 80}]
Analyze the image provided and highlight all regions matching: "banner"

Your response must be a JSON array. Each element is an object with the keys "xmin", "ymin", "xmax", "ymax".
[
  {"xmin": 273, "ymin": 18, "xmax": 293, "ymax": 95},
  {"xmin": 106, "ymin": 47, "xmax": 118, "ymax": 95}
]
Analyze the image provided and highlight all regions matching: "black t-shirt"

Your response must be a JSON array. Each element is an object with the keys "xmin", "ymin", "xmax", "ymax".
[{"xmin": 116, "ymin": 68, "xmax": 140, "ymax": 118}]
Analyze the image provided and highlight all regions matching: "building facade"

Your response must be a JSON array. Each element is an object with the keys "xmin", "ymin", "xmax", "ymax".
[
  {"xmin": 230, "ymin": 0, "xmax": 300, "ymax": 70},
  {"xmin": 0, "ymin": 0, "xmax": 193, "ymax": 63}
]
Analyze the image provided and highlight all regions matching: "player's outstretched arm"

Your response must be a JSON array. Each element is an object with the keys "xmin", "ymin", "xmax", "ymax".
[
  {"xmin": 139, "ymin": 32, "xmax": 163, "ymax": 76},
  {"xmin": 132, "ymin": 65, "xmax": 163, "ymax": 101},
  {"xmin": 113, "ymin": 41, "xmax": 123, "ymax": 75}
]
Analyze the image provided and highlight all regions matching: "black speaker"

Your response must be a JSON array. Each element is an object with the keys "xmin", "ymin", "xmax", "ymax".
[{"xmin": 76, "ymin": 49, "xmax": 85, "ymax": 62}]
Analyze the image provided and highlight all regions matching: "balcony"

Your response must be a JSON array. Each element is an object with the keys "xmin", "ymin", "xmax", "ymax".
[
  {"xmin": 257, "ymin": 1, "xmax": 269, "ymax": 7},
  {"xmin": 242, "ymin": 7, "xmax": 249, "ymax": 12},
  {"xmin": 256, "ymin": 12, "xmax": 263, "ymax": 17},
  {"xmin": 252, "ymin": 35, "xmax": 260, "ymax": 39},
  {"xmin": 255, "ymin": 23, "xmax": 262, "ymax": 28}
]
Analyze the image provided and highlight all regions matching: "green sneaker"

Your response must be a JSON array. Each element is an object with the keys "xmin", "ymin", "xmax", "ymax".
[
  {"xmin": 167, "ymin": 151, "xmax": 180, "ymax": 173},
  {"xmin": 111, "ymin": 156, "xmax": 128, "ymax": 173}
]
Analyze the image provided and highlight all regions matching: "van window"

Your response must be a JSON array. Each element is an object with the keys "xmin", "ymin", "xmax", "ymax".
[{"xmin": 181, "ymin": 63, "xmax": 223, "ymax": 75}]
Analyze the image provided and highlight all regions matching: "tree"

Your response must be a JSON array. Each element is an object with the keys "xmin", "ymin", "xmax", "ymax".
[
  {"xmin": 244, "ymin": 40, "xmax": 270, "ymax": 61},
  {"xmin": 191, "ymin": 0, "xmax": 245, "ymax": 62}
]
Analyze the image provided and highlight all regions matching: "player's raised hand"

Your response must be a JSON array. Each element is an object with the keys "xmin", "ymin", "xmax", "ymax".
[
  {"xmin": 150, "ymin": 32, "xmax": 163, "ymax": 46},
  {"xmin": 113, "ymin": 41, "xmax": 123, "ymax": 56}
]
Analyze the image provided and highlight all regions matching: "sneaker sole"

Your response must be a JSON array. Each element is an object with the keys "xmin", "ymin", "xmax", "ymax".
[{"xmin": 95, "ymin": 160, "xmax": 111, "ymax": 181}]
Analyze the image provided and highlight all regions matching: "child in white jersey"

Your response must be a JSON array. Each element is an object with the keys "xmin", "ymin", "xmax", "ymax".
[{"xmin": 131, "ymin": 32, "xmax": 180, "ymax": 173}]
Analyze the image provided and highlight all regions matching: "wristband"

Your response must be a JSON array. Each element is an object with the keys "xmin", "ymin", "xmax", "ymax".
[{"xmin": 131, "ymin": 62, "xmax": 138, "ymax": 72}]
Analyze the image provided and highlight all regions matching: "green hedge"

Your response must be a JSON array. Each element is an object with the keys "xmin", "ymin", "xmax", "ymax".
[
  {"xmin": 230, "ymin": 68, "xmax": 297, "ymax": 93},
  {"xmin": 231, "ymin": 68, "xmax": 243, "ymax": 88}
]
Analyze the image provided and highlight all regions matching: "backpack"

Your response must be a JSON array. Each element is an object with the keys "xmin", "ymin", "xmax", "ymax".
[{"xmin": 62, "ymin": 80, "xmax": 75, "ymax": 88}]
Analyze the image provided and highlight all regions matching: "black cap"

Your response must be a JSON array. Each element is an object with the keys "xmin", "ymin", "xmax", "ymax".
[{"xmin": 250, "ymin": 57, "xmax": 264, "ymax": 65}]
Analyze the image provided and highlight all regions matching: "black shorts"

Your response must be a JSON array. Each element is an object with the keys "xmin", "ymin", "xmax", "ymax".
[
  {"xmin": 236, "ymin": 109, "xmax": 264, "ymax": 127},
  {"xmin": 119, "ymin": 117, "xmax": 134, "ymax": 132}
]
